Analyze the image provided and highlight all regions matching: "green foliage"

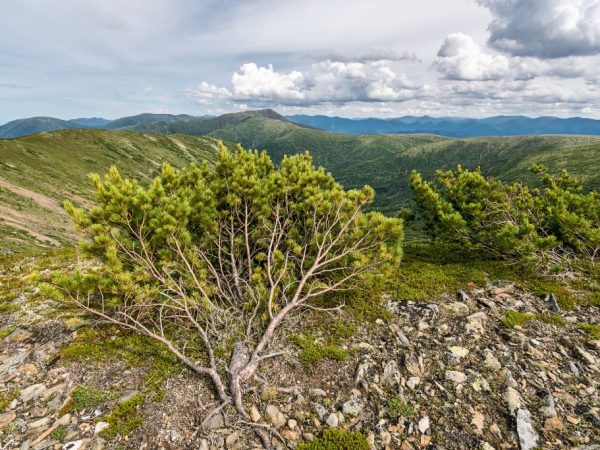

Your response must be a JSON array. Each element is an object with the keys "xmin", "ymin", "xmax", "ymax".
[
  {"xmin": 0, "ymin": 325, "xmax": 17, "ymax": 339},
  {"xmin": 0, "ymin": 389, "xmax": 19, "ymax": 411},
  {"xmin": 501, "ymin": 310, "xmax": 565, "ymax": 329},
  {"xmin": 386, "ymin": 397, "xmax": 414, "ymax": 419},
  {"xmin": 409, "ymin": 165, "xmax": 600, "ymax": 274},
  {"xmin": 60, "ymin": 385, "xmax": 107, "ymax": 415},
  {"xmin": 578, "ymin": 323, "xmax": 600, "ymax": 339},
  {"xmin": 54, "ymin": 145, "xmax": 402, "ymax": 369},
  {"xmin": 296, "ymin": 429, "xmax": 369, "ymax": 450},
  {"xmin": 292, "ymin": 334, "xmax": 348, "ymax": 367},
  {"xmin": 50, "ymin": 425, "xmax": 69, "ymax": 442},
  {"xmin": 101, "ymin": 394, "xmax": 144, "ymax": 440}
]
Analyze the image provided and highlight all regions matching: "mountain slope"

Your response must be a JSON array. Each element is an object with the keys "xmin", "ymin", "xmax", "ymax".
[
  {"xmin": 0, "ymin": 117, "xmax": 83, "ymax": 139},
  {"xmin": 198, "ymin": 114, "xmax": 600, "ymax": 212},
  {"xmin": 287, "ymin": 114, "xmax": 600, "ymax": 137},
  {"xmin": 0, "ymin": 130, "xmax": 221, "ymax": 253}
]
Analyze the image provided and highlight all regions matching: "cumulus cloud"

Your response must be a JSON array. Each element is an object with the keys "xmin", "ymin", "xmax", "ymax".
[
  {"xmin": 187, "ymin": 60, "xmax": 422, "ymax": 106},
  {"xmin": 478, "ymin": 0, "xmax": 600, "ymax": 58},
  {"xmin": 435, "ymin": 33, "xmax": 511, "ymax": 80},
  {"xmin": 435, "ymin": 32, "xmax": 591, "ymax": 81}
]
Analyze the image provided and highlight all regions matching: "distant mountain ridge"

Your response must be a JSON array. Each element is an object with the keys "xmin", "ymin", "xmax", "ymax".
[
  {"xmin": 3, "ymin": 110, "xmax": 600, "ymax": 138},
  {"xmin": 286, "ymin": 114, "xmax": 600, "ymax": 137}
]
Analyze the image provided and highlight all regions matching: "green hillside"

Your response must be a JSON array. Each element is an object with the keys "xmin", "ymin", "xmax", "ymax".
[
  {"xmin": 2, "ymin": 112, "xmax": 600, "ymax": 253},
  {"xmin": 199, "ymin": 115, "xmax": 600, "ymax": 212},
  {"xmin": 0, "ymin": 130, "xmax": 221, "ymax": 253}
]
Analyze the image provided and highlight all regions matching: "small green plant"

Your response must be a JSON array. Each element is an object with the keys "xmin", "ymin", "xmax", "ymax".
[
  {"xmin": 0, "ymin": 389, "xmax": 20, "ymax": 411},
  {"xmin": 296, "ymin": 429, "xmax": 369, "ymax": 450},
  {"xmin": 0, "ymin": 303, "xmax": 20, "ymax": 314},
  {"xmin": 578, "ymin": 323, "xmax": 600, "ymax": 339},
  {"xmin": 292, "ymin": 334, "xmax": 348, "ymax": 367},
  {"xmin": 501, "ymin": 310, "xmax": 565, "ymax": 329},
  {"xmin": 60, "ymin": 385, "xmax": 106, "ymax": 415},
  {"xmin": 0, "ymin": 325, "xmax": 17, "ymax": 339},
  {"xmin": 101, "ymin": 394, "xmax": 144, "ymax": 440},
  {"xmin": 386, "ymin": 397, "xmax": 414, "ymax": 419},
  {"xmin": 50, "ymin": 425, "xmax": 69, "ymax": 442}
]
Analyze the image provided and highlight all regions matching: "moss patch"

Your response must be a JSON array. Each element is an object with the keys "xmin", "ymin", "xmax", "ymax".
[
  {"xmin": 101, "ymin": 394, "xmax": 144, "ymax": 440},
  {"xmin": 578, "ymin": 323, "xmax": 600, "ymax": 339},
  {"xmin": 501, "ymin": 310, "xmax": 565, "ymax": 329},
  {"xmin": 297, "ymin": 429, "xmax": 369, "ymax": 450},
  {"xmin": 292, "ymin": 334, "xmax": 348, "ymax": 367},
  {"xmin": 386, "ymin": 396, "xmax": 414, "ymax": 419}
]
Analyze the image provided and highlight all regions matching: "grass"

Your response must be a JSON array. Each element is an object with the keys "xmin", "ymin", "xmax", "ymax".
[
  {"xmin": 101, "ymin": 394, "xmax": 144, "ymax": 440},
  {"xmin": 0, "ymin": 389, "xmax": 19, "ymax": 411},
  {"xmin": 0, "ymin": 325, "xmax": 17, "ymax": 339},
  {"xmin": 578, "ymin": 323, "xmax": 600, "ymax": 339},
  {"xmin": 291, "ymin": 334, "xmax": 348, "ymax": 367},
  {"xmin": 502, "ymin": 310, "xmax": 566, "ymax": 329},
  {"xmin": 296, "ymin": 429, "xmax": 369, "ymax": 450},
  {"xmin": 386, "ymin": 397, "xmax": 414, "ymax": 419},
  {"xmin": 50, "ymin": 425, "xmax": 69, "ymax": 442}
]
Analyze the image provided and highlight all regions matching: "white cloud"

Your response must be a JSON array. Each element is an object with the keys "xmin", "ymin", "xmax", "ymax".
[
  {"xmin": 435, "ymin": 33, "xmax": 511, "ymax": 80},
  {"xmin": 231, "ymin": 64, "xmax": 305, "ymax": 100},
  {"xmin": 478, "ymin": 0, "xmax": 600, "ymax": 58},
  {"xmin": 190, "ymin": 60, "xmax": 422, "ymax": 106}
]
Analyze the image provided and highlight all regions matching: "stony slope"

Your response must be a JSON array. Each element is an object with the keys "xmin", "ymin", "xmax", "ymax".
[{"xmin": 1, "ymin": 251, "xmax": 599, "ymax": 449}]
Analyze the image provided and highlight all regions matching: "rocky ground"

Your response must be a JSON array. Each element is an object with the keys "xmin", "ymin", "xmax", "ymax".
[{"xmin": 1, "ymin": 256, "xmax": 600, "ymax": 449}]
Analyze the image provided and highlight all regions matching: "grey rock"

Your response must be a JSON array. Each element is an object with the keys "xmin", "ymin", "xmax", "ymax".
[
  {"xmin": 205, "ymin": 413, "xmax": 224, "ymax": 430},
  {"xmin": 265, "ymin": 404, "xmax": 286, "ymax": 427},
  {"xmin": 382, "ymin": 360, "xmax": 401, "ymax": 386},
  {"xmin": 456, "ymin": 290, "xmax": 470, "ymax": 302},
  {"xmin": 342, "ymin": 398, "xmax": 364, "ymax": 417},
  {"xmin": 117, "ymin": 390, "xmax": 139, "ymax": 404},
  {"xmin": 540, "ymin": 394, "xmax": 557, "ymax": 418},
  {"xmin": 418, "ymin": 415, "xmax": 430, "ymax": 433},
  {"xmin": 20, "ymin": 383, "xmax": 47, "ymax": 402},
  {"xmin": 516, "ymin": 409, "xmax": 539, "ymax": 450},
  {"xmin": 313, "ymin": 403, "xmax": 327, "ymax": 421},
  {"xmin": 0, "ymin": 352, "xmax": 30, "ymax": 374},
  {"xmin": 445, "ymin": 370, "xmax": 467, "ymax": 385},
  {"xmin": 325, "ymin": 413, "xmax": 338, "ymax": 428},
  {"xmin": 545, "ymin": 293, "xmax": 560, "ymax": 313},
  {"xmin": 504, "ymin": 387, "xmax": 523, "ymax": 416}
]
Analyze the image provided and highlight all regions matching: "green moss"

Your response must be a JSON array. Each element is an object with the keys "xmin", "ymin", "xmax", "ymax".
[
  {"xmin": 502, "ymin": 310, "xmax": 565, "ymax": 329},
  {"xmin": 60, "ymin": 385, "xmax": 107, "ymax": 415},
  {"xmin": 101, "ymin": 394, "xmax": 144, "ymax": 440},
  {"xmin": 0, "ymin": 389, "xmax": 19, "ymax": 411},
  {"xmin": 0, "ymin": 325, "xmax": 17, "ymax": 339},
  {"xmin": 292, "ymin": 334, "xmax": 348, "ymax": 367},
  {"xmin": 578, "ymin": 323, "xmax": 600, "ymax": 339},
  {"xmin": 50, "ymin": 425, "xmax": 69, "ymax": 442},
  {"xmin": 386, "ymin": 397, "xmax": 414, "ymax": 419},
  {"xmin": 296, "ymin": 429, "xmax": 369, "ymax": 450},
  {"xmin": 0, "ymin": 303, "xmax": 20, "ymax": 314}
]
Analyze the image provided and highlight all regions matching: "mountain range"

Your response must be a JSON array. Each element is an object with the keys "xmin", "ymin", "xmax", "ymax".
[
  {"xmin": 2, "ymin": 109, "xmax": 600, "ymax": 253},
  {"xmin": 3, "ymin": 111, "xmax": 600, "ymax": 139}
]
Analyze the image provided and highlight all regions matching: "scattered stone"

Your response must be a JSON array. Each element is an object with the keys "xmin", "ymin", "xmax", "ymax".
[
  {"xmin": 281, "ymin": 429, "xmax": 300, "ymax": 441},
  {"xmin": 484, "ymin": 351, "xmax": 502, "ymax": 371},
  {"xmin": 444, "ymin": 302, "xmax": 469, "ymax": 316},
  {"xmin": 94, "ymin": 422, "xmax": 109, "ymax": 435},
  {"xmin": 575, "ymin": 346, "xmax": 599, "ymax": 368},
  {"xmin": 471, "ymin": 411, "xmax": 485, "ymax": 434},
  {"xmin": 382, "ymin": 360, "xmax": 401, "ymax": 386},
  {"xmin": 445, "ymin": 370, "xmax": 467, "ymax": 385},
  {"xmin": 225, "ymin": 430, "xmax": 240, "ymax": 446},
  {"xmin": 504, "ymin": 387, "xmax": 523, "ymax": 416},
  {"xmin": 540, "ymin": 394, "xmax": 557, "ymax": 418},
  {"xmin": 265, "ymin": 404, "xmax": 286, "ymax": 428},
  {"xmin": 0, "ymin": 411, "xmax": 16, "ymax": 429},
  {"xmin": 516, "ymin": 409, "xmax": 539, "ymax": 450},
  {"xmin": 404, "ymin": 352, "xmax": 423, "ymax": 377},
  {"xmin": 544, "ymin": 417, "xmax": 565, "ymax": 432},
  {"xmin": 117, "ymin": 390, "xmax": 139, "ymax": 404},
  {"xmin": 205, "ymin": 413, "xmax": 224, "ymax": 430},
  {"xmin": 249, "ymin": 405, "xmax": 261, "ymax": 422},
  {"xmin": 313, "ymin": 403, "xmax": 327, "ymax": 421},
  {"xmin": 418, "ymin": 416, "xmax": 430, "ymax": 434},
  {"xmin": 342, "ymin": 398, "xmax": 364, "ymax": 417},
  {"xmin": 545, "ymin": 293, "xmax": 560, "ymax": 313},
  {"xmin": 20, "ymin": 384, "xmax": 46, "ymax": 402},
  {"xmin": 406, "ymin": 376, "xmax": 420, "ymax": 389},
  {"xmin": 309, "ymin": 388, "xmax": 327, "ymax": 397},
  {"xmin": 288, "ymin": 419, "xmax": 297, "ymax": 430},
  {"xmin": 325, "ymin": 413, "xmax": 339, "ymax": 428},
  {"xmin": 449, "ymin": 346, "xmax": 469, "ymax": 359},
  {"xmin": 456, "ymin": 290, "xmax": 470, "ymax": 302}
]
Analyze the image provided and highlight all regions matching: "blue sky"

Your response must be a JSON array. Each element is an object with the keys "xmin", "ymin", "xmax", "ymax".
[{"xmin": 1, "ymin": 0, "xmax": 600, "ymax": 123}]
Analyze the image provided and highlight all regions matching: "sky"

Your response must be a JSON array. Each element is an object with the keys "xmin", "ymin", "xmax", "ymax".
[{"xmin": 1, "ymin": 0, "xmax": 600, "ymax": 123}]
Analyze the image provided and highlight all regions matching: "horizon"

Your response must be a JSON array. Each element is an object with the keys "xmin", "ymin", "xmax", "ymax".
[
  {"xmin": 1, "ymin": 1, "xmax": 600, "ymax": 123},
  {"xmin": 3, "ymin": 109, "xmax": 600, "ymax": 126}
]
